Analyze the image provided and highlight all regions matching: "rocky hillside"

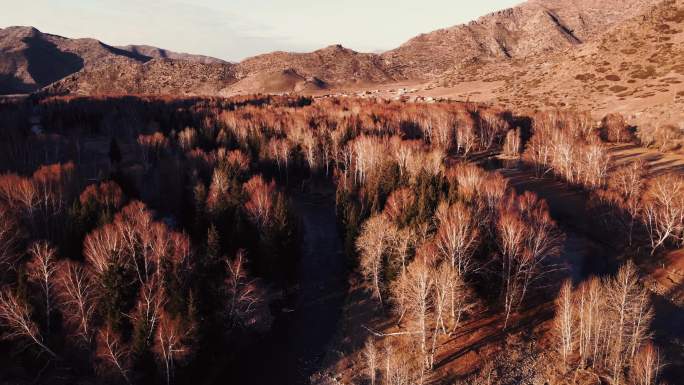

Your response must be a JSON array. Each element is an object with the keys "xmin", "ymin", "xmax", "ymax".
[
  {"xmin": 433, "ymin": 0, "xmax": 684, "ymax": 127},
  {"xmin": 228, "ymin": 0, "xmax": 661, "ymax": 86},
  {"xmin": 43, "ymin": 58, "xmax": 237, "ymax": 96},
  {"xmin": 0, "ymin": 26, "xmax": 141, "ymax": 94},
  {"xmin": 45, "ymin": 43, "xmax": 393, "ymax": 96},
  {"xmin": 233, "ymin": 44, "xmax": 395, "ymax": 85},
  {"xmin": 0, "ymin": 26, "xmax": 229, "ymax": 95},
  {"xmin": 0, "ymin": 0, "xmax": 667, "ymax": 95},
  {"xmin": 381, "ymin": 0, "xmax": 662, "ymax": 79},
  {"xmin": 117, "ymin": 44, "xmax": 228, "ymax": 65},
  {"xmin": 224, "ymin": 68, "xmax": 327, "ymax": 95}
]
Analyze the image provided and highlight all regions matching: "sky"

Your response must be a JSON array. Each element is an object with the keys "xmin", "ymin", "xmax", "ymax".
[{"xmin": 1, "ymin": 0, "xmax": 522, "ymax": 61}]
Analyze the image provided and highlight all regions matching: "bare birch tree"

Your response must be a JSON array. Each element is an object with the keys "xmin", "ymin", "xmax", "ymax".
[
  {"xmin": 401, "ymin": 252, "xmax": 434, "ymax": 370},
  {"xmin": 0, "ymin": 204, "xmax": 21, "ymax": 267},
  {"xmin": 364, "ymin": 337, "xmax": 378, "ymax": 385},
  {"xmin": 497, "ymin": 193, "xmax": 562, "ymax": 328},
  {"xmin": 243, "ymin": 175, "xmax": 276, "ymax": 229},
  {"xmin": 601, "ymin": 160, "xmax": 647, "ymax": 245},
  {"xmin": 555, "ymin": 280, "xmax": 574, "ymax": 366},
  {"xmin": 606, "ymin": 261, "xmax": 655, "ymax": 385},
  {"xmin": 96, "ymin": 326, "xmax": 131, "ymax": 384},
  {"xmin": 26, "ymin": 241, "xmax": 57, "ymax": 330},
  {"xmin": 56, "ymin": 260, "xmax": 97, "ymax": 344},
  {"xmin": 154, "ymin": 312, "xmax": 194, "ymax": 385},
  {"xmin": 434, "ymin": 201, "xmax": 480, "ymax": 277},
  {"xmin": 517, "ymin": 193, "xmax": 563, "ymax": 302},
  {"xmin": 553, "ymin": 261, "xmax": 656, "ymax": 382},
  {"xmin": 225, "ymin": 250, "xmax": 264, "ymax": 328},
  {"xmin": 630, "ymin": 342, "xmax": 661, "ymax": 385},
  {"xmin": 131, "ymin": 277, "xmax": 164, "ymax": 344},
  {"xmin": 496, "ymin": 209, "xmax": 527, "ymax": 328},
  {"xmin": 575, "ymin": 276, "xmax": 604, "ymax": 367},
  {"xmin": 642, "ymin": 173, "xmax": 684, "ymax": 253},
  {"xmin": 455, "ymin": 114, "xmax": 477, "ymax": 158},
  {"xmin": 357, "ymin": 214, "xmax": 398, "ymax": 305},
  {"xmin": 390, "ymin": 228, "xmax": 416, "ymax": 322},
  {"xmin": 502, "ymin": 128, "xmax": 521, "ymax": 158},
  {"xmin": 382, "ymin": 336, "xmax": 424, "ymax": 385},
  {"xmin": 0, "ymin": 288, "xmax": 55, "ymax": 357}
]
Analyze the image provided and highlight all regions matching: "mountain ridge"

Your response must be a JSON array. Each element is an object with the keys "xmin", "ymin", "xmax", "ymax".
[
  {"xmin": 0, "ymin": 0, "xmax": 667, "ymax": 95},
  {"xmin": 0, "ymin": 25, "xmax": 237, "ymax": 94}
]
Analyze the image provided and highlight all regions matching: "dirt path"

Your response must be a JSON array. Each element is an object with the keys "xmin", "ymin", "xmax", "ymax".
[{"xmin": 226, "ymin": 185, "xmax": 348, "ymax": 385}]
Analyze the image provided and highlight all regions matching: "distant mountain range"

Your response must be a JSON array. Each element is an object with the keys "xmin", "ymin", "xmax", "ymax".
[{"xmin": 0, "ymin": 0, "xmax": 667, "ymax": 97}]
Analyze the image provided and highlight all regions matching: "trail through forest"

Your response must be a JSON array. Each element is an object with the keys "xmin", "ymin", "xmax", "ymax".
[{"xmin": 227, "ymin": 184, "xmax": 348, "ymax": 385}]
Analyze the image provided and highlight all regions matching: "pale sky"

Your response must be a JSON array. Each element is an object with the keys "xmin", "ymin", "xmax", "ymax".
[{"xmin": 1, "ymin": 0, "xmax": 522, "ymax": 61}]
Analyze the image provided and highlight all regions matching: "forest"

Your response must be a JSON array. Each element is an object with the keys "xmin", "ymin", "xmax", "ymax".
[{"xmin": 0, "ymin": 95, "xmax": 680, "ymax": 385}]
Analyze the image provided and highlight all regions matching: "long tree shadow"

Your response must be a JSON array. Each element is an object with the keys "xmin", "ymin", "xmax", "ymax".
[
  {"xmin": 443, "ymin": 317, "xmax": 500, "ymax": 342},
  {"xmin": 434, "ymin": 304, "xmax": 554, "ymax": 370},
  {"xmin": 224, "ymin": 184, "xmax": 351, "ymax": 385},
  {"xmin": 610, "ymin": 150, "xmax": 662, "ymax": 164},
  {"xmin": 649, "ymin": 163, "xmax": 684, "ymax": 177},
  {"xmin": 650, "ymin": 287, "xmax": 684, "ymax": 381},
  {"xmin": 499, "ymin": 158, "xmax": 684, "ymax": 385}
]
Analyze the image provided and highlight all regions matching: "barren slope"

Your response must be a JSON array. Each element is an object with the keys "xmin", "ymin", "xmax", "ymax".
[
  {"xmin": 431, "ymin": 0, "xmax": 684, "ymax": 127},
  {"xmin": 380, "ymin": 0, "xmax": 661, "ymax": 79},
  {"xmin": 0, "ymin": 26, "xmax": 146, "ymax": 94},
  {"xmin": 223, "ymin": 68, "xmax": 326, "ymax": 95},
  {"xmin": 43, "ymin": 58, "xmax": 237, "ymax": 96},
  {"xmin": 233, "ymin": 45, "xmax": 395, "ymax": 86},
  {"xmin": 117, "ymin": 44, "xmax": 228, "ymax": 65},
  {"xmin": 0, "ymin": 26, "xmax": 229, "ymax": 95},
  {"xmin": 233, "ymin": 0, "xmax": 660, "ymax": 88},
  {"xmin": 0, "ymin": 0, "xmax": 668, "ymax": 96}
]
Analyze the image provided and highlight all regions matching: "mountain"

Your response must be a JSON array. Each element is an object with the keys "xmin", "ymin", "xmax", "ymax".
[
  {"xmin": 233, "ymin": 44, "xmax": 395, "ymax": 85},
  {"xmin": 225, "ymin": 68, "xmax": 327, "ymax": 95},
  {"xmin": 0, "ymin": 0, "xmax": 667, "ymax": 96},
  {"xmin": 429, "ymin": 0, "xmax": 683, "ymax": 127},
  {"xmin": 0, "ymin": 26, "xmax": 141, "ymax": 94},
  {"xmin": 0, "ymin": 26, "xmax": 230, "ymax": 95},
  {"xmin": 117, "ymin": 44, "xmax": 228, "ymax": 65},
  {"xmin": 226, "ymin": 0, "xmax": 660, "ymax": 88},
  {"xmin": 43, "ymin": 58, "xmax": 237, "ymax": 96},
  {"xmin": 380, "ymin": 0, "xmax": 661, "ymax": 79},
  {"xmin": 40, "ymin": 42, "xmax": 395, "ymax": 96}
]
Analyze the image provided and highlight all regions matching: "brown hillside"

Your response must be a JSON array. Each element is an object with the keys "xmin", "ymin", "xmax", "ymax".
[
  {"xmin": 224, "ymin": 68, "xmax": 326, "ymax": 95},
  {"xmin": 0, "ymin": 26, "xmax": 228, "ymax": 95},
  {"xmin": 43, "ymin": 58, "xmax": 237, "ymax": 96},
  {"xmin": 117, "ymin": 44, "xmax": 229, "ymax": 65},
  {"xmin": 381, "ymin": 0, "xmax": 662, "ymax": 79},
  {"xmin": 432, "ymin": 0, "xmax": 684, "ymax": 127},
  {"xmin": 234, "ymin": 44, "xmax": 394, "ymax": 86},
  {"xmin": 0, "ymin": 0, "xmax": 668, "ymax": 95},
  {"xmin": 0, "ymin": 26, "xmax": 147, "ymax": 94}
]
